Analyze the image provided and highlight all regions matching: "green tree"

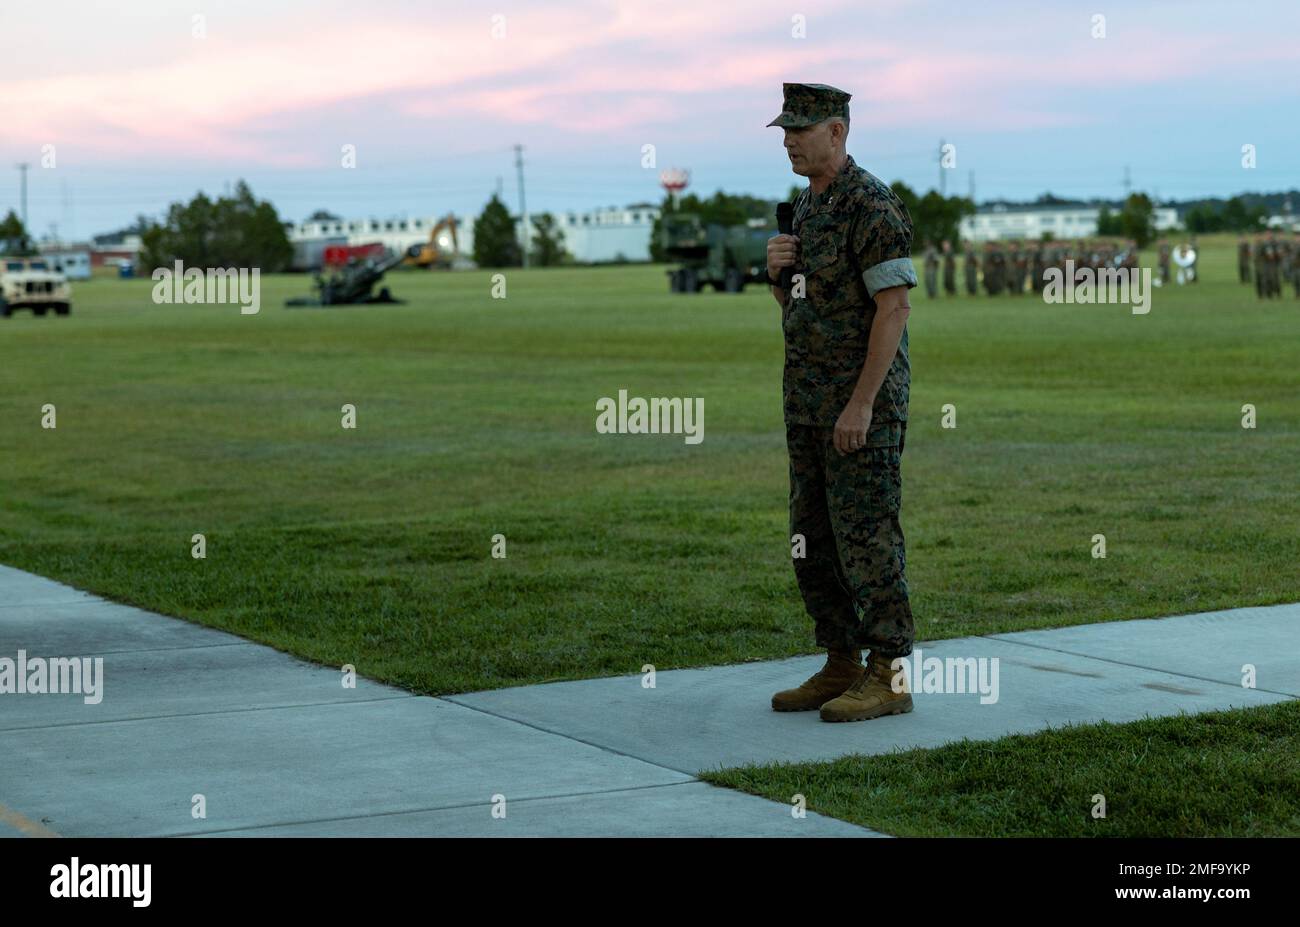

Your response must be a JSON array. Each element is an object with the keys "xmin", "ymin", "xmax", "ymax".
[
  {"xmin": 0, "ymin": 210, "xmax": 35, "ymax": 255},
  {"xmin": 1184, "ymin": 204, "xmax": 1223, "ymax": 234},
  {"xmin": 1096, "ymin": 205, "xmax": 1123, "ymax": 236},
  {"xmin": 1221, "ymin": 196, "xmax": 1265, "ymax": 232},
  {"xmin": 139, "ymin": 181, "xmax": 292, "ymax": 271},
  {"xmin": 529, "ymin": 212, "xmax": 571, "ymax": 267},
  {"xmin": 891, "ymin": 182, "xmax": 974, "ymax": 252},
  {"xmin": 1119, "ymin": 193, "xmax": 1156, "ymax": 248},
  {"xmin": 472, "ymin": 194, "xmax": 521, "ymax": 268}
]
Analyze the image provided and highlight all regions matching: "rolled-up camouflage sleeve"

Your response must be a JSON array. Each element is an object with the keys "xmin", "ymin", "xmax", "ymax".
[{"xmin": 852, "ymin": 194, "xmax": 917, "ymax": 298}]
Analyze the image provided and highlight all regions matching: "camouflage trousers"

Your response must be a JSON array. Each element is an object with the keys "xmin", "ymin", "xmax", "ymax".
[{"xmin": 786, "ymin": 421, "xmax": 914, "ymax": 659}]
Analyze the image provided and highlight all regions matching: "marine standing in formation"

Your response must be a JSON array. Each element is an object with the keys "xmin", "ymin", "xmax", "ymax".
[
  {"xmin": 1010, "ymin": 245, "xmax": 1027, "ymax": 295},
  {"xmin": 765, "ymin": 82, "xmax": 916, "ymax": 723},
  {"xmin": 983, "ymin": 241, "xmax": 1005, "ymax": 295},
  {"xmin": 964, "ymin": 245, "xmax": 978, "ymax": 295},
  {"xmin": 1253, "ymin": 232, "xmax": 1284, "ymax": 299},
  {"xmin": 941, "ymin": 240, "xmax": 956, "ymax": 296},
  {"xmin": 1238, "ymin": 237, "xmax": 1252, "ymax": 284},
  {"xmin": 923, "ymin": 243, "xmax": 939, "ymax": 298},
  {"xmin": 1030, "ymin": 245, "xmax": 1046, "ymax": 295},
  {"xmin": 1292, "ymin": 234, "xmax": 1300, "ymax": 298}
]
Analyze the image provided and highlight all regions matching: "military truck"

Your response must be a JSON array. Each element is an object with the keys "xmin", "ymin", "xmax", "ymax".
[
  {"xmin": 662, "ymin": 214, "xmax": 773, "ymax": 293},
  {"xmin": 0, "ymin": 257, "xmax": 72, "ymax": 317}
]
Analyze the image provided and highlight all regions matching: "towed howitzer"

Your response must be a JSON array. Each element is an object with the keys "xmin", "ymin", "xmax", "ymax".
[{"xmin": 286, "ymin": 244, "xmax": 424, "ymax": 307}]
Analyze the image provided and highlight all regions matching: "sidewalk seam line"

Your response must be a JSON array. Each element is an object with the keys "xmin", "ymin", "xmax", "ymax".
[
  {"xmin": 980, "ymin": 634, "xmax": 1300, "ymax": 699},
  {"xmin": 0, "ymin": 641, "xmax": 260, "ymax": 658},
  {"xmin": 439, "ymin": 694, "xmax": 698, "ymax": 778},
  {"xmin": 159, "ymin": 780, "xmax": 704, "ymax": 837},
  {"xmin": 0, "ymin": 693, "xmax": 417, "ymax": 733}
]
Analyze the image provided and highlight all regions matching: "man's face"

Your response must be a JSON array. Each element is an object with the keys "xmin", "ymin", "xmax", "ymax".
[{"xmin": 782, "ymin": 120, "xmax": 837, "ymax": 176}]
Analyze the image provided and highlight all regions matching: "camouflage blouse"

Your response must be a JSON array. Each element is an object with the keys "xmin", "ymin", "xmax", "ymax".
[{"xmin": 782, "ymin": 154, "xmax": 917, "ymax": 441}]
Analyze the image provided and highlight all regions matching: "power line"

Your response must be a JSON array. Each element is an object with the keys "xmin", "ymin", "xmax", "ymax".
[
  {"xmin": 16, "ymin": 162, "xmax": 30, "ymax": 228},
  {"xmin": 938, "ymin": 139, "xmax": 946, "ymax": 196},
  {"xmin": 513, "ymin": 143, "xmax": 528, "ymax": 268}
]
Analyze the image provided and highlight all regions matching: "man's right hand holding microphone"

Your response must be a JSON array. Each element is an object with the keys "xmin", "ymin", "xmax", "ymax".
[{"xmin": 767, "ymin": 233, "xmax": 799, "ymax": 305}]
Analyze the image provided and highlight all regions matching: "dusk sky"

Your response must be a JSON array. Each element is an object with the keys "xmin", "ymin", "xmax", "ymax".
[{"xmin": 2, "ymin": 0, "xmax": 1296, "ymax": 240}]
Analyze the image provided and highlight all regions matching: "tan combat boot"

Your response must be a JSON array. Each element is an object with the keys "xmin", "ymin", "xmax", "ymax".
[
  {"xmin": 819, "ymin": 650, "xmax": 914, "ymax": 722},
  {"xmin": 771, "ymin": 648, "xmax": 863, "ymax": 712}
]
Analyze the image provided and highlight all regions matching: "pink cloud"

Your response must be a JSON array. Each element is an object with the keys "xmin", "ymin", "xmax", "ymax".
[{"xmin": 0, "ymin": 0, "xmax": 1293, "ymax": 164}]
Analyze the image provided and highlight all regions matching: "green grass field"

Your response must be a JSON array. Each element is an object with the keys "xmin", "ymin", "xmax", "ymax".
[
  {"xmin": 703, "ymin": 700, "xmax": 1300, "ymax": 836},
  {"xmin": 1, "ymin": 236, "xmax": 1297, "ymax": 699}
]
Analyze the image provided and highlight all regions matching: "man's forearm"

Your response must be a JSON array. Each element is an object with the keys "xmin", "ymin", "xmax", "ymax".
[{"xmin": 847, "ymin": 300, "xmax": 909, "ymax": 409}]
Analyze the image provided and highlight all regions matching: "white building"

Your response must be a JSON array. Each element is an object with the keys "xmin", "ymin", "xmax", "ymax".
[
  {"xmin": 41, "ymin": 247, "xmax": 93, "ymax": 279},
  {"xmin": 959, "ymin": 204, "xmax": 1180, "ymax": 242},
  {"xmin": 553, "ymin": 204, "xmax": 659, "ymax": 262},
  {"xmin": 287, "ymin": 214, "xmax": 470, "ymax": 262},
  {"xmin": 287, "ymin": 203, "xmax": 660, "ymax": 268}
]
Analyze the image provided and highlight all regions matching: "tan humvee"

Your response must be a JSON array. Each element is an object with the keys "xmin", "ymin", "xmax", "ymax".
[{"xmin": 1, "ymin": 256, "xmax": 72, "ymax": 317}]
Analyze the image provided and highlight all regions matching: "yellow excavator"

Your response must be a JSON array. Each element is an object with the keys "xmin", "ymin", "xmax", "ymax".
[{"xmin": 406, "ymin": 215, "xmax": 460, "ymax": 268}]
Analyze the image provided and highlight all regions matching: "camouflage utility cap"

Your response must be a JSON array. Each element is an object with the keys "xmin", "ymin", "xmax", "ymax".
[{"xmin": 767, "ymin": 82, "xmax": 851, "ymax": 128}]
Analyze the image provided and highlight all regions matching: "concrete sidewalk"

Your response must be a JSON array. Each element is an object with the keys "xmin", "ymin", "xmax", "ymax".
[{"xmin": 2, "ymin": 563, "xmax": 1296, "ymax": 837}]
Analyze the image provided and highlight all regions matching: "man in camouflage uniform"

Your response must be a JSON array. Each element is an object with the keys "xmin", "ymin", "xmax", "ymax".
[
  {"xmin": 983, "ymin": 242, "xmax": 1004, "ymax": 295},
  {"xmin": 1284, "ymin": 234, "xmax": 1300, "ymax": 298},
  {"xmin": 1005, "ymin": 244, "xmax": 1021, "ymax": 295},
  {"xmin": 1292, "ymin": 233, "xmax": 1300, "ymax": 298},
  {"xmin": 1121, "ymin": 239, "xmax": 1138, "ymax": 273},
  {"xmin": 1158, "ymin": 239, "xmax": 1171, "ymax": 286},
  {"xmin": 765, "ymin": 82, "xmax": 915, "ymax": 723},
  {"xmin": 1257, "ymin": 233, "xmax": 1281, "ymax": 298},
  {"xmin": 1281, "ymin": 238, "xmax": 1294, "ymax": 297},
  {"xmin": 941, "ymin": 240, "xmax": 957, "ymax": 296},
  {"xmin": 964, "ymin": 242, "xmax": 978, "ymax": 296},
  {"xmin": 1253, "ymin": 236, "xmax": 1266, "ymax": 298},
  {"xmin": 923, "ymin": 242, "xmax": 939, "ymax": 298},
  {"xmin": 1238, "ymin": 236, "xmax": 1251, "ymax": 284}
]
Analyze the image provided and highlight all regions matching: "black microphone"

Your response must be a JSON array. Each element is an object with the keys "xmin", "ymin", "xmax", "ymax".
[{"xmin": 776, "ymin": 202, "xmax": 794, "ymax": 289}]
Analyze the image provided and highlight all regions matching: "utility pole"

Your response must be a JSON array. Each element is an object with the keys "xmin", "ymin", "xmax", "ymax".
[
  {"xmin": 513, "ymin": 144, "xmax": 529, "ymax": 268},
  {"xmin": 61, "ymin": 179, "xmax": 72, "ymax": 242},
  {"xmin": 16, "ymin": 162, "xmax": 30, "ymax": 229},
  {"xmin": 1122, "ymin": 164, "xmax": 1131, "ymax": 198},
  {"xmin": 968, "ymin": 170, "xmax": 975, "ymax": 203}
]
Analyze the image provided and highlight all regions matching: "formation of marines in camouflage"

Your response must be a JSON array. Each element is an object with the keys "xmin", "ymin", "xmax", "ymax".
[
  {"xmin": 1241, "ymin": 232, "xmax": 1300, "ymax": 299},
  {"xmin": 923, "ymin": 238, "xmax": 1143, "ymax": 295},
  {"xmin": 921, "ymin": 231, "xmax": 1299, "ymax": 298}
]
